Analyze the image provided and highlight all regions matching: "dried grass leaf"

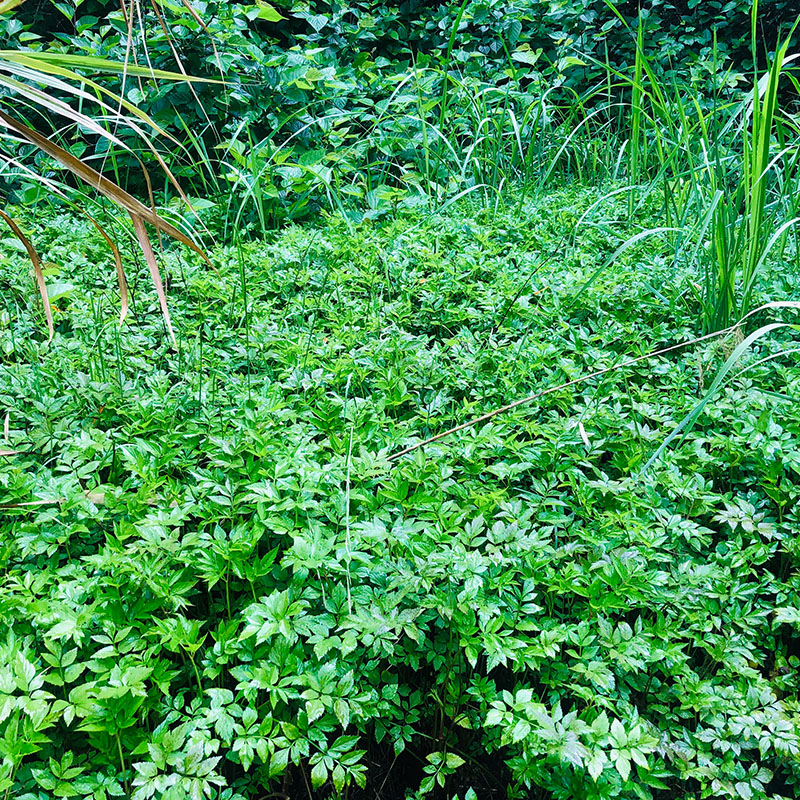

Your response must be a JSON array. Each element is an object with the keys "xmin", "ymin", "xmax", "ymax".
[
  {"xmin": 0, "ymin": 0, "xmax": 26, "ymax": 13},
  {"xmin": 0, "ymin": 208, "xmax": 53, "ymax": 342},
  {"xmin": 0, "ymin": 110, "xmax": 206, "ymax": 257},
  {"xmin": 131, "ymin": 213, "xmax": 175, "ymax": 345},
  {"xmin": 0, "ymin": 110, "xmax": 213, "ymax": 341}
]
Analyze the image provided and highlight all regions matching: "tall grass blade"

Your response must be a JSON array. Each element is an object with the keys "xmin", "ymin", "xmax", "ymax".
[{"xmin": 643, "ymin": 315, "xmax": 799, "ymax": 472}]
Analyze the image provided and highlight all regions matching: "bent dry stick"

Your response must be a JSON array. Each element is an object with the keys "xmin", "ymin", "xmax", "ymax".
[{"xmin": 387, "ymin": 302, "xmax": 800, "ymax": 462}]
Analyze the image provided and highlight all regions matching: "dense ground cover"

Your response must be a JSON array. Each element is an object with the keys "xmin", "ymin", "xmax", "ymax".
[{"xmin": 2, "ymin": 188, "xmax": 800, "ymax": 799}]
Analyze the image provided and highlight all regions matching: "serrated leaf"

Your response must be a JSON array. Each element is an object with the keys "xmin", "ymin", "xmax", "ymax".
[
  {"xmin": 310, "ymin": 759, "xmax": 327, "ymax": 788},
  {"xmin": 587, "ymin": 751, "xmax": 606, "ymax": 781},
  {"xmin": 610, "ymin": 719, "xmax": 627, "ymax": 747}
]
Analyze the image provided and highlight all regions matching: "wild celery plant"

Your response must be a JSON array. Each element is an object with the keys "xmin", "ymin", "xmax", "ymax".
[{"xmin": 3, "ymin": 191, "xmax": 800, "ymax": 800}]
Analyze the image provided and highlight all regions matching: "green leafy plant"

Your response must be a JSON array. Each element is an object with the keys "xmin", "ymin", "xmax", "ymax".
[
  {"xmin": 2, "ymin": 186, "xmax": 800, "ymax": 799},
  {"xmin": 2, "ymin": 3, "xmax": 800, "ymax": 799}
]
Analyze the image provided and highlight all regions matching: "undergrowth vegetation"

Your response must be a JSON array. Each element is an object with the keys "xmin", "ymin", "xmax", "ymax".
[
  {"xmin": 2, "ymin": 1, "xmax": 800, "ymax": 799},
  {"xmin": 3, "ymin": 189, "xmax": 800, "ymax": 800}
]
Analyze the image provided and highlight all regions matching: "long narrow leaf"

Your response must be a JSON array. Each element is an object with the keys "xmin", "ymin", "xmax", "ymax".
[
  {"xmin": 3, "ymin": 51, "xmax": 216, "ymax": 82},
  {"xmin": 0, "ymin": 208, "xmax": 53, "ymax": 342},
  {"xmin": 131, "ymin": 214, "xmax": 175, "ymax": 345},
  {"xmin": 0, "ymin": 151, "xmax": 129, "ymax": 321}
]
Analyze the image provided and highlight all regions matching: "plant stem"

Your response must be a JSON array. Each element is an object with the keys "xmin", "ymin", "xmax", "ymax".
[{"xmin": 115, "ymin": 732, "xmax": 128, "ymax": 796}]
